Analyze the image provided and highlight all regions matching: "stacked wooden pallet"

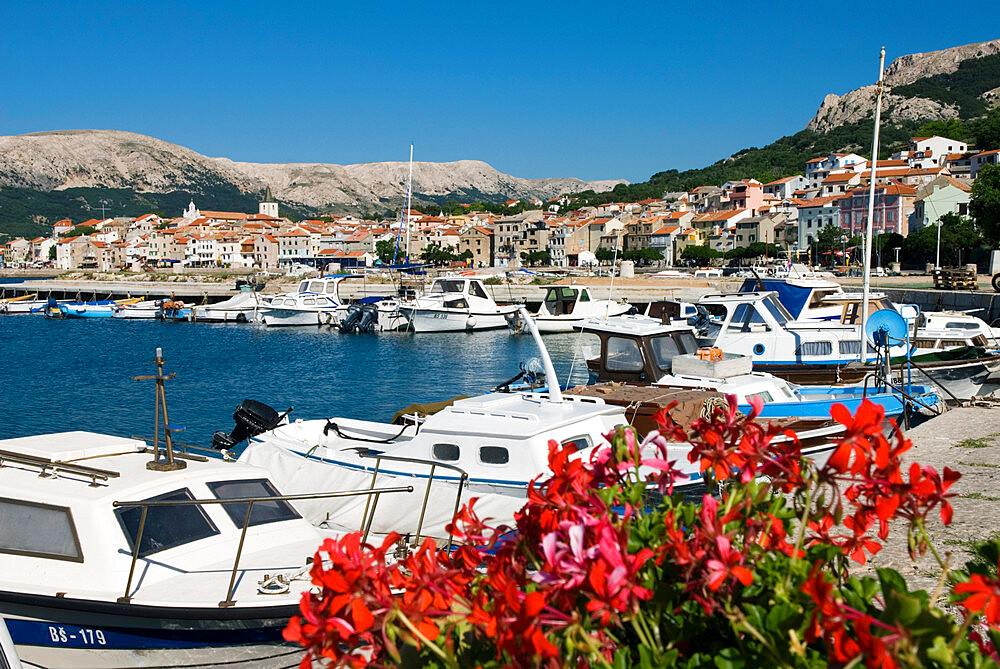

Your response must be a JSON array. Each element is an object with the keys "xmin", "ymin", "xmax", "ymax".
[{"xmin": 933, "ymin": 266, "xmax": 978, "ymax": 291}]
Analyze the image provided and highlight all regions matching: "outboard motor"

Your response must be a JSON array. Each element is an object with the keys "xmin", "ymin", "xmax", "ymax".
[
  {"xmin": 212, "ymin": 399, "xmax": 290, "ymax": 451},
  {"xmin": 687, "ymin": 305, "xmax": 710, "ymax": 337},
  {"xmin": 338, "ymin": 304, "xmax": 364, "ymax": 333},
  {"xmin": 356, "ymin": 304, "xmax": 378, "ymax": 333}
]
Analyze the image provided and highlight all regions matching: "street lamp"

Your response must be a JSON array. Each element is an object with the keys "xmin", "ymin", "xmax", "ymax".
[
  {"xmin": 893, "ymin": 247, "xmax": 900, "ymax": 264},
  {"xmin": 840, "ymin": 235, "xmax": 848, "ymax": 268}
]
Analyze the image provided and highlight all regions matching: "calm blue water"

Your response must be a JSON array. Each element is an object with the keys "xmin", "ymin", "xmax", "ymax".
[{"xmin": 0, "ymin": 316, "xmax": 591, "ymax": 443}]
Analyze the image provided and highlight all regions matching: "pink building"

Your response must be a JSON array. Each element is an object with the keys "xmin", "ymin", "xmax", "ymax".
[
  {"xmin": 727, "ymin": 180, "xmax": 766, "ymax": 215},
  {"xmin": 838, "ymin": 184, "xmax": 916, "ymax": 237}
]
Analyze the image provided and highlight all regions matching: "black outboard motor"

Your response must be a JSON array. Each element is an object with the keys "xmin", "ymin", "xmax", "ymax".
[
  {"xmin": 212, "ymin": 399, "xmax": 289, "ymax": 451},
  {"xmin": 338, "ymin": 304, "xmax": 364, "ymax": 333},
  {"xmin": 687, "ymin": 305, "xmax": 710, "ymax": 337},
  {"xmin": 356, "ymin": 304, "xmax": 378, "ymax": 333}
]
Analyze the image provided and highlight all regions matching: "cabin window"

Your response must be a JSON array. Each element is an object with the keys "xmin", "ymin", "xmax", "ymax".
[
  {"xmin": 946, "ymin": 322, "xmax": 979, "ymax": 330},
  {"xmin": 326, "ymin": 283, "xmax": 338, "ymax": 294},
  {"xmin": 808, "ymin": 289, "xmax": 838, "ymax": 309},
  {"xmin": 443, "ymin": 298, "xmax": 469, "ymax": 309},
  {"xmin": 432, "ymin": 443, "xmax": 460, "ymax": 461},
  {"xmin": 297, "ymin": 281, "xmax": 309, "ymax": 292},
  {"xmin": 606, "ymin": 337, "xmax": 644, "ymax": 372},
  {"xmin": 762, "ymin": 296, "xmax": 791, "ymax": 324},
  {"xmin": 561, "ymin": 436, "xmax": 592, "ymax": 451},
  {"xmin": 797, "ymin": 341, "xmax": 833, "ymax": 356},
  {"xmin": 579, "ymin": 290, "xmax": 591, "ymax": 302},
  {"xmin": 731, "ymin": 304, "xmax": 770, "ymax": 331},
  {"xmin": 839, "ymin": 341, "xmax": 875, "ymax": 355},
  {"xmin": 942, "ymin": 339, "xmax": 969, "ymax": 347},
  {"xmin": 207, "ymin": 479, "xmax": 301, "ymax": 528},
  {"xmin": 478, "ymin": 446, "xmax": 510, "ymax": 465},
  {"xmin": 302, "ymin": 298, "xmax": 316, "ymax": 305},
  {"xmin": 748, "ymin": 391, "xmax": 774, "ymax": 403},
  {"xmin": 469, "ymin": 282, "xmax": 490, "ymax": 300},
  {"xmin": 308, "ymin": 281, "xmax": 325, "ymax": 293},
  {"xmin": 115, "ymin": 488, "xmax": 220, "ymax": 558},
  {"xmin": 973, "ymin": 335, "xmax": 988, "ymax": 346},
  {"xmin": 432, "ymin": 280, "xmax": 465, "ymax": 293},
  {"xmin": 676, "ymin": 331, "xmax": 699, "ymax": 353},
  {"xmin": 649, "ymin": 335, "xmax": 681, "ymax": 371},
  {"xmin": 0, "ymin": 498, "xmax": 82, "ymax": 562}
]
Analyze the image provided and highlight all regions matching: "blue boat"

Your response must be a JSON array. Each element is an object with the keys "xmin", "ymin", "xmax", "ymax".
[{"xmin": 44, "ymin": 299, "xmax": 118, "ymax": 319}]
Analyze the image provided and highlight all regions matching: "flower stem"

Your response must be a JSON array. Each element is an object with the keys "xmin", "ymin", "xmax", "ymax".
[
  {"xmin": 916, "ymin": 518, "xmax": 946, "ymax": 570},
  {"xmin": 394, "ymin": 612, "xmax": 453, "ymax": 666}
]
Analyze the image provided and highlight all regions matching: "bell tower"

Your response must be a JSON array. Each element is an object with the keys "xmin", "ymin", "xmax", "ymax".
[{"xmin": 259, "ymin": 186, "xmax": 279, "ymax": 218}]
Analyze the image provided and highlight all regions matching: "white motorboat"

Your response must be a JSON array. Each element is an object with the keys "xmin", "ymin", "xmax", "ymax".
[
  {"xmin": 191, "ymin": 291, "xmax": 263, "ymax": 323},
  {"xmin": 0, "ymin": 294, "xmax": 49, "ymax": 314},
  {"xmin": 523, "ymin": 284, "xmax": 631, "ymax": 333},
  {"xmin": 259, "ymin": 276, "xmax": 347, "ymax": 327},
  {"xmin": 111, "ymin": 300, "xmax": 161, "ymax": 319},
  {"xmin": 400, "ymin": 277, "xmax": 518, "ymax": 332},
  {"xmin": 0, "ymin": 430, "xmax": 408, "ymax": 668}
]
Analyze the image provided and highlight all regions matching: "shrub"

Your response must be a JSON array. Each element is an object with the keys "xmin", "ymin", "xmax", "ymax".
[{"xmin": 285, "ymin": 399, "xmax": 1000, "ymax": 667}]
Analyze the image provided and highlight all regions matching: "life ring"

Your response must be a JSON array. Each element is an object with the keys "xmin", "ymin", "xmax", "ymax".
[{"xmin": 696, "ymin": 346, "xmax": 723, "ymax": 361}]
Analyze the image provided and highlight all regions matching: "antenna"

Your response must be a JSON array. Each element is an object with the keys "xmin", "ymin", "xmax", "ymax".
[
  {"xmin": 859, "ymin": 46, "xmax": 886, "ymax": 363},
  {"xmin": 134, "ymin": 348, "xmax": 186, "ymax": 471}
]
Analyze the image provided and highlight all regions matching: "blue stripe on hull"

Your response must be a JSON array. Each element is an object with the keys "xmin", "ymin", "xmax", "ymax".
[{"xmin": 5, "ymin": 618, "xmax": 284, "ymax": 650}]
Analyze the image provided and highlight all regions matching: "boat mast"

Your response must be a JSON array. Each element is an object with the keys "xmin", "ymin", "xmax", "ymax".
[
  {"xmin": 404, "ymin": 144, "xmax": 414, "ymax": 264},
  {"xmin": 859, "ymin": 46, "xmax": 886, "ymax": 363}
]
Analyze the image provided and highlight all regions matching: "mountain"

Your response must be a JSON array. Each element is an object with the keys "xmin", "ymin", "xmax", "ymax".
[
  {"xmin": 807, "ymin": 38, "xmax": 1000, "ymax": 132},
  {"xmin": 563, "ymin": 39, "xmax": 1000, "ymax": 209},
  {"xmin": 0, "ymin": 129, "xmax": 626, "ymax": 238}
]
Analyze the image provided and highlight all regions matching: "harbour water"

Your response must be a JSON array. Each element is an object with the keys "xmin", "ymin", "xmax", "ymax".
[{"xmin": 0, "ymin": 314, "xmax": 593, "ymax": 441}]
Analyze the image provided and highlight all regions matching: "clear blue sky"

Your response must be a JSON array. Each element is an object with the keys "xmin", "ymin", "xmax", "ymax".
[{"xmin": 2, "ymin": 1, "xmax": 998, "ymax": 183}]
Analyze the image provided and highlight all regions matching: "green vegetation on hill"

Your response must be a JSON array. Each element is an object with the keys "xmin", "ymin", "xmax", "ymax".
[
  {"xmin": 563, "ymin": 119, "xmax": 922, "ymax": 209},
  {"xmin": 892, "ymin": 52, "xmax": 1000, "ymax": 119}
]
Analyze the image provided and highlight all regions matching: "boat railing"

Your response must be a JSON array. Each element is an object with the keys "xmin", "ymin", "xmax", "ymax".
[
  {"xmin": 0, "ymin": 448, "xmax": 120, "ymax": 487},
  {"xmin": 112, "ymin": 484, "xmax": 413, "ymax": 608},
  {"xmin": 356, "ymin": 451, "xmax": 468, "ymax": 551}
]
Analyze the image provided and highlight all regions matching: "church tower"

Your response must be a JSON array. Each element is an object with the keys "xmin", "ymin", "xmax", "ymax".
[{"xmin": 259, "ymin": 186, "xmax": 279, "ymax": 218}]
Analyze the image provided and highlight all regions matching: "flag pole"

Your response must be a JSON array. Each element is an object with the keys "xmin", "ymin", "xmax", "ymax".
[{"xmin": 859, "ymin": 46, "xmax": 886, "ymax": 362}]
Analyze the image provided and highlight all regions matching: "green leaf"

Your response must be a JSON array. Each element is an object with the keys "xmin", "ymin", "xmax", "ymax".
[
  {"xmin": 926, "ymin": 635, "xmax": 955, "ymax": 665},
  {"xmin": 712, "ymin": 646, "xmax": 746, "ymax": 669}
]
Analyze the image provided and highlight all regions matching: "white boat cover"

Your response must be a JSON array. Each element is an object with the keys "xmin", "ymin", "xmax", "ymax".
[{"xmin": 241, "ymin": 443, "xmax": 528, "ymax": 541}]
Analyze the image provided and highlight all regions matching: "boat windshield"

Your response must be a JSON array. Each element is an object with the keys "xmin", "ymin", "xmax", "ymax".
[
  {"xmin": 115, "ymin": 488, "xmax": 220, "ymax": 558},
  {"xmin": 207, "ymin": 479, "xmax": 300, "ymax": 528},
  {"xmin": 649, "ymin": 333, "xmax": 698, "ymax": 371},
  {"xmin": 430, "ymin": 280, "xmax": 466, "ymax": 294},
  {"xmin": 544, "ymin": 286, "xmax": 578, "ymax": 316},
  {"xmin": 762, "ymin": 296, "xmax": 791, "ymax": 324},
  {"xmin": 297, "ymin": 280, "xmax": 310, "ymax": 292}
]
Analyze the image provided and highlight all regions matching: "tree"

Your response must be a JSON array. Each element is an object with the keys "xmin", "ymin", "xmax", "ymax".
[
  {"xmin": 419, "ymin": 243, "xmax": 457, "ymax": 266},
  {"xmin": 594, "ymin": 247, "xmax": 617, "ymax": 264},
  {"xmin": 519, "ymin": 250, "xmax": 551, "ymax": 267},
  {"xmin": 48, "ymin": 245, "xmax": 56, "ymax": 260},
  {"xmin": 810, "ymin": 224, "xmax": 846, "ymax": 262},
  {"xmin": 62, "ymin": 225, "xmax": 97, "ymax": 238},
  {"xmin": 971, "ymin": 107, "xmax": 1000, "ymax": 153},
  {"xmin": 970, "ymin": 163, "xmax": 1000, "ymax": 246},
  {"xmin": 375, "ymin": 239, "xmax": 398, "ymax": 265},
  {"xmin": 915, "ymin": 118, "xmax": 967, "ymax": 141},
  {"xmin": 873, "ymin": 232, "xmax": 905, "ymax": 266},
  {"xmin": 680, "ymin": 244, "xmax": 720, "ymax": 266},
  {"xmin": 902, "ymin": 212, "xmax": 983, "ymax": 266}
]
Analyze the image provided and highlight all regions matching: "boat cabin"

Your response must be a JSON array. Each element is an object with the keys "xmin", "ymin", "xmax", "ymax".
[
  {"xmin": 294, "ymin": 274, "xmax": 363, "ymax": 298},
  {"xmin": 578, "ymin": 317, "xmax": 700, "ymax": 383},
  {"xmin": 421, "ymin": 278, "xmax": 496, "ymax": 309},
  {"xmin": 0, "ymin": 431, "xmax": 323, "ymax": 608},
  {"xmin": 737, "ymin": 276, "xmax": 844, "ymax": 321},
  {"xmin": 541, "ymin": 285, "xmax": 593, "ymax": 316}
]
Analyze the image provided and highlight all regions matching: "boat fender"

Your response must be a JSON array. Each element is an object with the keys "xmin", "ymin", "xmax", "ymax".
[
  {"xmin": 257, "ymin": 573, "xmax": 291, "ymax": 595},
  {"xmin": 466, "ymin": 315, "xmax": 477, "ymax": 329}
]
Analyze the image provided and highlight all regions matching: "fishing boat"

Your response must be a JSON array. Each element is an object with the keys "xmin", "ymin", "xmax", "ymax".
[
  {"xmin": 258, "ymin": 276, "xmax": 349, "ymax": 327},
  {"xmin": 742, "ymin": 276, "xmax": 1000, "ymax": 351},
  {"xmin": 0, "ymin": 351, "xmax": 411, "ymax": 668},
  {"xmin": 400, "ymin": 277, "xmax": 518, "ymax": 332},
  {"xmin": 330, "ymin": 275, "xmax": 408, "ymax": 333},
  {"xmin": 231, "ymin": 310, "xmax": 841, "ymax": 536},
  {"xmin": 0, "ymin": 294, "xmax": 47, "ymax": 315},
  {"xmin": 576, "ymin": 317, "xmax": 939, "ymax": 419},
  {"xmin": 45, "ymin": 298, "xmax": 141, "ymax": 319},
  {"xmin": 518, "ymin": 284, "xmax": 631, "ymax": 333}
]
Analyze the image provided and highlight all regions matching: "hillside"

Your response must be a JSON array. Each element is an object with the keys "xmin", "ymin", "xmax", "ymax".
[
  {"xmin": 0, "ymin": 130, "xmax": 626, "ymax": 239},
  {"xmin": 566, "ymin": 39, "xmax": 1000, "ymax": 209}
]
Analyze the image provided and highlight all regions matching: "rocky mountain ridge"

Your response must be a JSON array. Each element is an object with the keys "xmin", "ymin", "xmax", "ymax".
[
  {"xmin": 0, "ymin": 130, "xmax": 625, "ymax": 213},
  {"xmin": 806, "ymin": 38, "xmax": 1000, "ymax": 132}
]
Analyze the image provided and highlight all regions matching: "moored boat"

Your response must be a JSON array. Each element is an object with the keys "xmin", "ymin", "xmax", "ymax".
[
  {"xmin": 400, "ymin": 277, "xmax": 518, "ymax": 332},
  {"xmin": 521, "ymin": 284, "xmax": 631, "ymax": 333}
]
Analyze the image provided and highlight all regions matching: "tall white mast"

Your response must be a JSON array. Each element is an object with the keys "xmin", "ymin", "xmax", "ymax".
[
  {"xmin": 859, "ymin": 47, "xmax": 886, "ymax": 362},
  {"xmin": 404, "ymin": 144, "xmax": 414, "ymax": 263}
]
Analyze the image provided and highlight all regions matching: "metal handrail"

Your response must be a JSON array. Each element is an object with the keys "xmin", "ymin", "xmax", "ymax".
[
  {"xmin": 356, "ymin": 452, "xmax": 469, "ymax": 552},
  {"xmin": 113, "ymin": 485, "xmax": 413, "ymax": 607},
  {"xmin": 0, "ymin": 448, "xmax": 120, "ymax": 486}
]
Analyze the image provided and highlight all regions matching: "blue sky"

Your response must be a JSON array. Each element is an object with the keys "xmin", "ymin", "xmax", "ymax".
[{"xmin": 2, "ymin": 1, "xmax": 998, "ymax": 183}]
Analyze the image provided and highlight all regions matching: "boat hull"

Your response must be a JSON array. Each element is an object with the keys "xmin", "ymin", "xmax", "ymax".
[
  {"xmin": 0, "ymin": 595, "xmax": 300, "ymax": 669},
  {"xmin": 740, "ymin": 387, "xmax": 938, "ymax": 420},
  {"xmin": 261, "ymin": 308, "xmax": 337, "ymax": 327},
  {"xmin": 405, "ymin": 309, "xmax": 513, "ymax": 332}
]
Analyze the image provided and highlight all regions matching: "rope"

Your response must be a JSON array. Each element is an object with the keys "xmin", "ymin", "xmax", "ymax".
[{"xmin": 323, "ymin": 419, "xmax": 412, "ymax": 444}]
